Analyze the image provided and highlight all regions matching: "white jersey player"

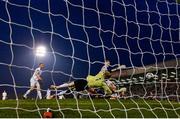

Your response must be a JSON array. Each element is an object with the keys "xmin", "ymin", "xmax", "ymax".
[
  {"xmin": 2, "ymin": 91, "xmax": 7, "ymax": 100},
  {"xmin": 23, "ymin": 63, "xmax": 45, "ymax": 99},
  {"xmin": 46, "ymin": 89, "xmax": 51, "ymax": 100}
]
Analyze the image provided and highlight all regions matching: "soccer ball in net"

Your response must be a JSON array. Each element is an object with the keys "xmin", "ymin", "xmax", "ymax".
[{"xmin": 145, "ymin": 73, "xmax": 154, "ymax": 79}]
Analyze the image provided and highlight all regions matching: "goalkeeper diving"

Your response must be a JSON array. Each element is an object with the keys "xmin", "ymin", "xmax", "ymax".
[{"xmin": 51, "ymin": 60, "xmax": 113, "ymax": 95}]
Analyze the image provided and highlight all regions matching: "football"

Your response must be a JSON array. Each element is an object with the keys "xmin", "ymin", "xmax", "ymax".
[{"xmin": 146, "ymin": 73, "xmax": 154, "ymax": 79}]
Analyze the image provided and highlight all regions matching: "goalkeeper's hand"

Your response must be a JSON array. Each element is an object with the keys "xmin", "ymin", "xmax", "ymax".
[{"xmin": 104, "ymin": 71, "xmax": 111, "ymax": 78}]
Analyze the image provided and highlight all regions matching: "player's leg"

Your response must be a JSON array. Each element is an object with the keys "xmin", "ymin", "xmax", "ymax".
[
  {"xmin": 108, "ymin": 83, "xmax": 117, "ymax": 92},
  {"xmin": 23, "ymin": 80, "xmax": 36, "ymax": 98},
  {"xmin": 36, "ymin": 82, "xmax": 42, "ymax": 99},
  {"xmin": 121, "ymin": 91, "xmax": 124, "ymax": 97},
  {"xmin": 119, "ymin": 87, "xmax": 127, "ymax": 99},
  {"xmin": 102, "ymin": 83, "xmax": 112, "ymax": 95},
  {"xmin": 57, "ymin": 90, "xmax": 67, "ymax": 96},
  {"xmin": 51, "ymin": 82, "xmax": 74, "ymax": 89}
]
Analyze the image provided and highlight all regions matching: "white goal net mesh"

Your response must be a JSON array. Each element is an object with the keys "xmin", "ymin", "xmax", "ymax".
[{"xmin": 0, "ymin": 0, "xmax": 180, "ymax": 118}]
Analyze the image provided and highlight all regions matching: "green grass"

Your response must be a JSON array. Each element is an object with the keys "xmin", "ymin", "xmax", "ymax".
[{"xmin": 0, "ymin": 99, "xmax": 180, "ymax": 118}]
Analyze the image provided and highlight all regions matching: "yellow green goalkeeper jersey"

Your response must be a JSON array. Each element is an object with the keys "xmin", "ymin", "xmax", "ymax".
[{"xmin": 86, "ymin": 72, "xmax": 112, "ymax": 94}]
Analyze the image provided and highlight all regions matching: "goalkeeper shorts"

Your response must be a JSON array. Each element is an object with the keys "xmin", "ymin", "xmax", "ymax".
[{"xmin": 74, "ymin": 79, "xmax": 89, "ymax": 91}]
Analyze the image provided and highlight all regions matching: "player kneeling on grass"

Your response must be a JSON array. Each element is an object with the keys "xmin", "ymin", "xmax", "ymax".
[
  {"xmin": 23, "ymin": 63, "xmax": 45, "ymax": 99},
  {"xmin": 95, "ymin": 80, "xmax": 127, "ymax": 99},
  {"xmin": 51, "ymin": 60, "xmax": 112, "ymax": 96},
  {"xmin": 110, "ymin": 86, "xmax": 127, "ymax": 100}
]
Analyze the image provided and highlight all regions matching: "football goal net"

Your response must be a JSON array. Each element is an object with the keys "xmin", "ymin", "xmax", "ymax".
[{"xmin": 0, "ymin": 0, "xmax": 179, "ymax": 118}]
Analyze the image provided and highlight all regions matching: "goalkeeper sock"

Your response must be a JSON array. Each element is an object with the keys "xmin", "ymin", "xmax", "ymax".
[
  {"xmin": 57, "ymin": 83, "xmax": 69, "ymax": 89},
  {"xmin": 57, "ymin": 90, "xmax": 67, "ymax": 96}
]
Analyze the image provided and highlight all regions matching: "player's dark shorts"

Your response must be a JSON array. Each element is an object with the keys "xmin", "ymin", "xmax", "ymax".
[{"xmin": 74, "ymin": 79, "xmax": 89, "ymax": 91}]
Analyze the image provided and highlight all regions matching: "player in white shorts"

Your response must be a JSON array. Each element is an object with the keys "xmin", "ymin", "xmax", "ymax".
[{"xmin": 23, "ymin": 63, "xmax": 45, "ymax": 99}]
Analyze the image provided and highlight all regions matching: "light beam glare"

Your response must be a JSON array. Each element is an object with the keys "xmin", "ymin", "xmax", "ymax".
[{"xmin": 35, "ymin": 46, "xmax": 47, "ymax": 57}]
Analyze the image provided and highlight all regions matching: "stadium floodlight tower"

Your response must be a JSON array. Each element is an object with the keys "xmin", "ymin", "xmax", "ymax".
[{"xmin": 35, "ymin": 46, "xmax": 47, "ymax": 57}]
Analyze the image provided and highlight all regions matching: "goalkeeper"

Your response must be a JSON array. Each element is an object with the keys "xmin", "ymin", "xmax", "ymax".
[{"xmin": 51, "ymin": 60, "xmax": 112, "ymax": 95}]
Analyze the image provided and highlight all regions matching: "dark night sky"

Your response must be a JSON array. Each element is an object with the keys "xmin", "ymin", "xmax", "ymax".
[{"xmin": 0, "ymin": 0, "xmax": 179, "ymax": 98}]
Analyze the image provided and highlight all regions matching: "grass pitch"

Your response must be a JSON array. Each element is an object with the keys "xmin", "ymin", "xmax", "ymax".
[{"xmin": 0, "ymin": 99, "xmax": 180, "ymax": 118}]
